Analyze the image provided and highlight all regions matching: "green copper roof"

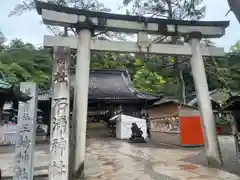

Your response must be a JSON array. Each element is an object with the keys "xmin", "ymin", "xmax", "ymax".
[
  {"xmin": 0, "ymin": 79, "xmax": 11, "ymax": 89},
  {"xmin": 0, "ymin": 78, "xmax": 31, "ymax": 102}
]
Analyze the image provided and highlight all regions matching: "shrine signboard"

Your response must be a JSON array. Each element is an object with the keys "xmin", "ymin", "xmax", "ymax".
[
  {"xmin": 14, "ymin": 82, "xmax": 38, "ymax": 180},
  {"xmin": 49, "ymin": 46, "xmax": 70, "ymax": 180}
]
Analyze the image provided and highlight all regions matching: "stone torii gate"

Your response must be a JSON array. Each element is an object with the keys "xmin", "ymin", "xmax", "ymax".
[{"xmin": 35, "ymin": 0, "xmax": 229, "ymax": 179}]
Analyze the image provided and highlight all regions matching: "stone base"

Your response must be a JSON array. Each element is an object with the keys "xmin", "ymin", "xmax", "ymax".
[
  {"xmin": 3, "ymin": 173, "xmax": 48, "ymax": 180},
  {"xmin": 129, "ymin": 137, "xmax": 146, "ymax": 143}
]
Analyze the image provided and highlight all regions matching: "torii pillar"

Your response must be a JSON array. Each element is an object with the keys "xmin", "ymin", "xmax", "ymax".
[
  {"xmin": 187, "ymin": 32, "xmax": 222, "ymax": 166},
  {"xmin": 35, "ymin": 0, "xmax": 229, "ymax": 175},
  {"xmin": 74, "ymin": 28, "xmax": 92, "ymax": 176}
]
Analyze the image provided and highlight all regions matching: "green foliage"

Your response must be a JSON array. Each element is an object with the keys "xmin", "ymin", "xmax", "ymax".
[
  {"xmin": 1, "ymin": 38, "xmax": 240, "ymax": 97},
  {"xmin": 0, "ymin": 39, "xmax": 52, "ymax": 90},
  {"xmin": 223, "ymin": 51, "xmax": 240, "ymax": 91},
  {"xmin": 6, "ymin": 0, "xmax": 240, "ymax": 97},
  {"xmin": 230, "ymin": 40, "xmax": 240, "ymax": 53},
  {"xmin": 121, "ymin": 0, "xmax": 206, "ymax": 102},
  {"xmin": 133, "ymin": 67, "xmax": 166, "ymax": 93},
  {"xmin": 90, "ymin": 53, "xmax": 166, "ymax": 94},
  {"xmin": 121, "ymin": 0, "xmax": 205, "ymax": 20},
  {"xmin": 0, "ymin": 37, "xmax": 167, "ymax": 95},
  {"xmin": 215, "ymin": 113, "xmax": 230, "ymax": 125},
  {"xmin": 90, "ymin": 52, "xmax": 126, "ymax": 69},
  {"xmin": 132, "ymin": 58, "xmax": 166, "ymax": 93},
  {"xmin": 0, "ymin": 29, "xmax": 5, "ymax": 45}
]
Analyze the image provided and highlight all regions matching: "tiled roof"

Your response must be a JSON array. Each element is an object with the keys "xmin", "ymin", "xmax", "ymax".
[
  {"xmin": 88, "ymin": 69, "xmax": 134, "ymax": 99},
  {"xmin": 0, "ymin": 80, "xmax": 31, "ymax": 102},
  {"xmin": 153, "ymin": 97, "xmax": 180, "ymax": 105},
  {"xmin": 0, "ymin": 79, "xmax": 11, "ymax": 89},
  {"xmin": 188, "ymin": 89, "xmax": 239, "ymax": 106},
  {"xmin": 38, "ymin": 69, "xmax": 161, "ymax": 101},
  {"xmin": 88, "ymin": 69, "xmax": 158, "ymax": 100}
]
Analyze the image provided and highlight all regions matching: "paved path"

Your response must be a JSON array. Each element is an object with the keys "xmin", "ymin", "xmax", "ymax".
[
  {"xmin": 1, "ymin": 137, "xmax": 240, "ymax": 180},
  {"xmin": 184, "ymin": 135, "xmax": 240, "ymax": 176}
]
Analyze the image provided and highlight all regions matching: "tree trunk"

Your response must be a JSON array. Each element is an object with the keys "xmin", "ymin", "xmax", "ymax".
[
  {"xmin": 227, "ymin": 0, "xmax": 240, "ymax": 23},
  {"xmin": 177, "ymin": 68, "xmax": 186, "ymax": 104},
  {"xmin": 172, "ymin": 37, "xmax": 186, "ymax": 103},
  {"xmin": 166, "ymin": 0, "xmax": 186, "ymax": 103}
]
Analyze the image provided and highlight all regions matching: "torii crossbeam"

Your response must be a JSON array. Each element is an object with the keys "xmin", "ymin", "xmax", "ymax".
[
  {"xmin": 35, "ymin": 1, "xmax": 229, "ymax": 179},
  {"xmin": 44, "ymin": 35, "xmax": 225, "ymax": 56}
]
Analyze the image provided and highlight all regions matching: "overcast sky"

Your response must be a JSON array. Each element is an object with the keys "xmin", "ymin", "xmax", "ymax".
[{"xmin": 0, "ymin": 0, "xmax": 239, "ymax": 51}]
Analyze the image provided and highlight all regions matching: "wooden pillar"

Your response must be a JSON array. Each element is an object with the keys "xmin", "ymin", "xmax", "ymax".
[
  {"xmin": 14, "ymin": 82, "xmax": 38, "ymax": 180},
  {"xmin": 49, "ymin": 47, "xmax": 70, "ymax": 180}
]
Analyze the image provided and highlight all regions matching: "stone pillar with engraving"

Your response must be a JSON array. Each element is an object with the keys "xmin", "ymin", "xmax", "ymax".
[
  {"xmin": 49, "ymin": 46, "xmax": 70, "ymax": 180},
  {"xmin": 14, "ymin": 82, "xmax": 38, "ymax": 180}
]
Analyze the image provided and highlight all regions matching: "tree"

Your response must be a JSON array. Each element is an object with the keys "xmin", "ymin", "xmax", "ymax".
[
  {"xmin": 0, "ymin": 39, "xmax": 52, "ymax": 90},
  {"xmin": 122, "ymin": 0, "xmax": 205, "ymax": 20},
  {"xmin": 199, "ymin": 39, "xmax": 240, "ymax": 94},
  {"xmin": 122, "ymin": 0, "xmax": 206, "ymax": 102},
  {"xmin": 9, "ymin": 0, "xmax": 111, "ymax": 17},
  {"xmin": 0, "ymin": 30, "xmax": 5, "ymax": 44},
  {"xmin": 230, "ymin": 40, "xmax": 240, "ymax": 52},
  {"xmin": 0, "ymin": 29, "xmax": 5, "ymax": 51},
  {"xmin": 202, "ymin": 40, "xmax": 240, "ymax": 93},
  {"xmin": 9, "ymin": 0, "xmax": 112, "ymax": 36},
  {"xmin": 90, "ymin": 52, "xmax": 127, "ymax": 69},
  {"xmin": 222, "ymin": 52, "xmax": 240, "ymax": 91},
  {"xmin": 7, "ymin": 0, "xmax": 234, "ymax": 97},
  {"xmin": 227, "ymin": 0, "xmax": 240, "ymax": 24},
  {"xmin": 92, "ymin": 52, "xmax": 167, "ymax": 94},
  {"xmin": 133, "ymin": 66, "xmax": 166, "ymax": 93}
]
